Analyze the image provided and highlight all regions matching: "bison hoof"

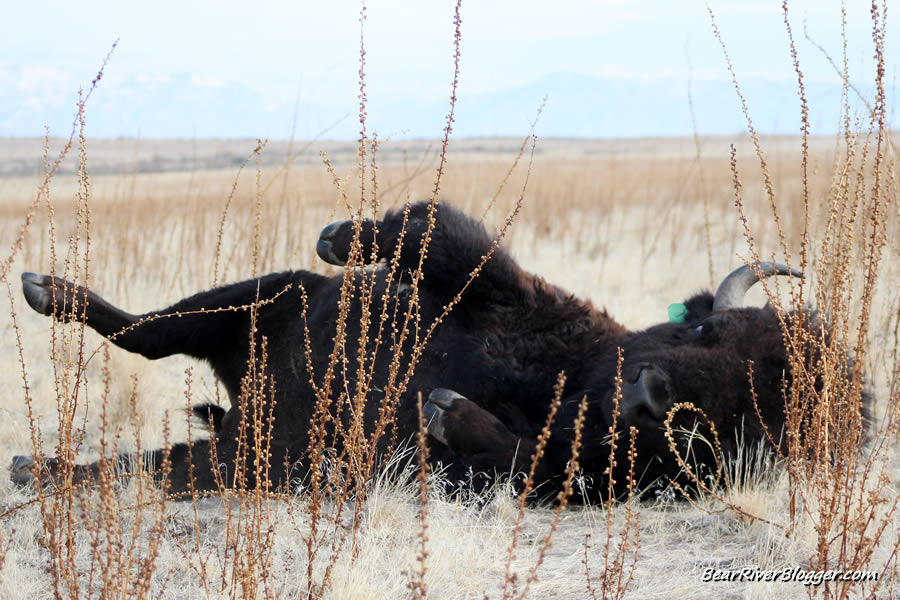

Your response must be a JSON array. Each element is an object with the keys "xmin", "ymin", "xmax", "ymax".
[
  {"xmin": 9, "ymin": 455, "xmax": 37, "ymax": 486},
  {"xmin": 423, "ymin": 388, "xmax": 467, "ymax": 445},
  {"xmin": 21, "ymin": 272, "xmax": 53, "ymax": 315},
  {"xmin": 316, "ymin": 221, "xmax": 348, "ymax": 266}
]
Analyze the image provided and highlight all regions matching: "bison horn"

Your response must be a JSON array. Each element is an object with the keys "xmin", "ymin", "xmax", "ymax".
[{"xmin": 712, "ymin": 262, "xmax": 803, "ymax": 311}]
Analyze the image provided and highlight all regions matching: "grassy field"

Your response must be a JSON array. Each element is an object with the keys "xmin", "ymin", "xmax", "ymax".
[{"xmin": 0, "ymin": 128, "xmax": 897, "ymax": 598}]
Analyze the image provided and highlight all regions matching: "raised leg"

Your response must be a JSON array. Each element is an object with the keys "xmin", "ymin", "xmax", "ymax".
[
  {"xmin": 21, "ymin": 270, "xmax": 322, "ymax": 363},
  {"xmin": 317, "ymin": 202, "xmax": 523, "ymax": 301}
]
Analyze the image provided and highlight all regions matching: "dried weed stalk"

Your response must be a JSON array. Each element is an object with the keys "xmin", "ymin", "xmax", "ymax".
[{"xmin": 708, "ymin": 3, "xmax": 899, "ymax": 596}]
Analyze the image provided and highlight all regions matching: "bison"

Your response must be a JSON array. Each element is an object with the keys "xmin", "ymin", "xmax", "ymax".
[{"xmin": 10, "ymin": 201, "xmax": 861, "ymax": 500}]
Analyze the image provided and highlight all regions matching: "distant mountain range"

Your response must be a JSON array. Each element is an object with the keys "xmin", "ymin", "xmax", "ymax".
[{"xmin": 1, "ymin": 71, "xmax": 872, "ymax": 140}]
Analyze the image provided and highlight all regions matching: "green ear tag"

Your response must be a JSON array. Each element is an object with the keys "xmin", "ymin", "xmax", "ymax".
[{"xmin": 668, "ymin": 303, "xmax": 688, "ymax": 324}]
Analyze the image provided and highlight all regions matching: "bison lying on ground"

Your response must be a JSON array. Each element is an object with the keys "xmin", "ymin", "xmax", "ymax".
[{"xmin": 10, "ymin": 201, "xmax": 864, "ymax": 500}]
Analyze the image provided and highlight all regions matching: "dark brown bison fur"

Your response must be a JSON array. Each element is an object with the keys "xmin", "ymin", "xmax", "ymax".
[{"xmin": 12, "ymin": 201, "xmax": 869, "ymax": 501}]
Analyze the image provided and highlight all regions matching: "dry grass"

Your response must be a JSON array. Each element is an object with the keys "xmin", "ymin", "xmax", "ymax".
[
  {"xmin": 0, "ymin": 125, "xmax": 896, "ymax": 596},
  {"xmin": 0, "ymin": 2, "xmax": 899, "ymax": 598}
]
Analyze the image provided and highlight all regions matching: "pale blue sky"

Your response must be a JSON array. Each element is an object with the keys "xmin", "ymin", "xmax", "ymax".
[{"xmin": 1, "ymin": 1, "xmax": 892, "ymax": 139}]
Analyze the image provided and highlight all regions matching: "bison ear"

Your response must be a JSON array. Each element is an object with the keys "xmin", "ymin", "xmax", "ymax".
[{"xmin": 681, "ymin": 292, "xmax": 714, "ymax": 322}]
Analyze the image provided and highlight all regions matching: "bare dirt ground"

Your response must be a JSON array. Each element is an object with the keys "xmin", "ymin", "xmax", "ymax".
[{"xmin": 0, "ymin": 135, "xmax": 896, "ymax": 598}]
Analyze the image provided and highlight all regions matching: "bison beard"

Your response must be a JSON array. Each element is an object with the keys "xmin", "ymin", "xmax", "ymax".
[{"xmin": 11, "ymin": 202, "xmax": 868, "ymax": 502}]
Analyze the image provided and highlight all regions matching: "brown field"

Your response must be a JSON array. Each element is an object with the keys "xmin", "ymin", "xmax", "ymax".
[{"xmin": 0, "ymin": 132, "xmax": 897, "ymax": 598}]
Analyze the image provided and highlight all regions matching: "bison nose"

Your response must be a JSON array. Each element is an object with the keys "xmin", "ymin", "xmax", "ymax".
[{"xmin": 619, "ymin": 365, "xmax": 674, "ymax": 426}]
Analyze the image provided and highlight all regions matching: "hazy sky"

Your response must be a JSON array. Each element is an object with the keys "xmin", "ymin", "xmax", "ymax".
[{"xmin": 1, "ymin": 0, "xmax": 892, "ymax": 139}]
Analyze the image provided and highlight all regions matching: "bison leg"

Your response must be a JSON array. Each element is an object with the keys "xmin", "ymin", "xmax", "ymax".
[
  {"xmin": 22, "ymin": 271, "xmax": 140, "ymax": 340},
  {"xmin": 10, "ymin": 449, "xmax": 164, "ymax": 490},
  {"xmin": 20, "ymin": 270, "xmax": 318, "ymax": 363},
  {"xmin": 424, "ymin": 388, "xmax": 539, "ymax": 478},
  {"xmin": 9, "ymin": 445, "xmax": 195, "ymax": 493},
  {"xmin": 8, "ymin": 436, "xmax": 282, "ymax": 496},
  {"xmin": 317, "ymin": 202, "xmax": 522, "ymax": 299}
]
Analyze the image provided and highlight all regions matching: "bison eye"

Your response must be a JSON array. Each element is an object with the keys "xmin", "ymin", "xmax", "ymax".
[
  {"xmin": 693, "ymin": 322, "xmax": 713, "ymax": 340},
  {"xmin": 693, "ymin": 318, "xmax": 722, "ymax": 343}
]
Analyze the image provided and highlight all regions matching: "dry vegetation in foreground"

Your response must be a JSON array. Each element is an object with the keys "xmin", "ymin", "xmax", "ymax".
[
  {"xmin": 0, "ymin": 124, "xmax": 896, "ymax": 597},
  {"xmin": 0, "ymin": 3, "xmax": 898, "ymax": 600}
]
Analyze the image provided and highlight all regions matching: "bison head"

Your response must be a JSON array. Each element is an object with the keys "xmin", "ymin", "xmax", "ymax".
[{"xmin": 571, "ymin": 263, "xmax": 867, "ymax": 497}]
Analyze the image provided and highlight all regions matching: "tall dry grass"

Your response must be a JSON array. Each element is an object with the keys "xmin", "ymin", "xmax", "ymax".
[
  {"xmin": 0, "ymin": 1, "xmax": 897, "ymax": 598},
  {"xmin": 1, "ymin": 137, "xmax": 897, "ymax": 597},
  {"xmin": 0, "ymin": 3, "xmax": 599, "ymax": 597}
]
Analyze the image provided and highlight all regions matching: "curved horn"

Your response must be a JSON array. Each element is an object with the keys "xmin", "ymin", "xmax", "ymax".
[{"xmin": 712, "ymin": 262, "xmax": 803, "ymax": 311}]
